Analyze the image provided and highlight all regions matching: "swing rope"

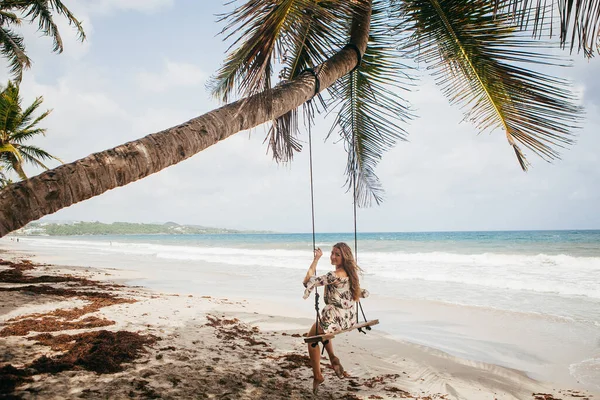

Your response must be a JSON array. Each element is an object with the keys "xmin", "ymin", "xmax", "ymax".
[
  {"xmin": 353, "ymin": 165, "xmax": 370, "ymax": 334},
  {"xmin": 303, "ymin": 42, "xmax": 372, "ymax": 344},
  {"xmin": 308, "ymin": 114, "xmax": 328, "ymax": 355},
  {"xmin": 303, "ymin": 67, "xmax": 322, "ymax": 334},
  {"xmin": 308, "ymin": 114, "xmax": 322, "ymax": 333}
]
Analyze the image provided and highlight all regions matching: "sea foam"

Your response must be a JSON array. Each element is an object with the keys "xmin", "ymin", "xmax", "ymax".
[{"xmin": 19, "ymin": 237, "xmax": 600, "ymax": 299}]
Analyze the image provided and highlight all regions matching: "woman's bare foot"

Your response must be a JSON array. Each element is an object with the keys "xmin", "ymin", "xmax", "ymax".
[
  {"xmin": 313, "ymin": 375, "xmax": 325, "ymax": 394},
  {"xmin": 331, "ymin": 356, "xmax": 344, "ymax": 379}
]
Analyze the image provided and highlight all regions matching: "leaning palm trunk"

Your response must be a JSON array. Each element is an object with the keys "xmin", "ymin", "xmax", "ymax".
[{"xmin": 0, "ymin": 2, "xmax": 372, "ymax": 237}]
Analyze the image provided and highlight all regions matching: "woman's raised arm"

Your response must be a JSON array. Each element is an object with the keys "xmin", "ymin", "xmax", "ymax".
[{"xmin": 303, "ymin": 248, "xmax": 322, "ymax": 286}]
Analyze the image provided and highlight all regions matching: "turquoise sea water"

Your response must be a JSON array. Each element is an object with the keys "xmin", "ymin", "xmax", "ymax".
[
  {"xmin": 49, "ymin": 229, "xmax": 600, "ymax": 255},
  {"xmin": 4, "ymin": 230, "xmax": 600, "ymax": 389}
]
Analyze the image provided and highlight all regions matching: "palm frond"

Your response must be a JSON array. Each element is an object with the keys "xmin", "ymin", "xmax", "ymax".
[
  {"xmin": 11, "ymin": 127, "xmax": 47, "ymax": 143},
  {"xmin": 0, "ymin": 10, "xmax": 20, "ymax": 24},
  {"xmin": 0, "ymin": 0, "xmax": 84, "ymax": 80},
  {"xmin": 21, "ymin": 0, "xmax": 62, "ymax": 52},
  {"xmin": 48, "ymin": 0, "xmax": 86, "ymax": 42},
  {"xmin": 265, "ymin": 108, "xmax": 303, "ymax": 162},
  {"xmin": 0, "ymin": 26, "xmax": 30, "ymax": 81},
  {"xmin": 0, "ymin": 81, "xmax": 22, "ymax": 137},
  {"xmin": 209, "ymin": 0, "xmax": 295, "ymax": 102},
  {"xmin": 18, "ymin": 144, "xmax": 60, "ymax": 169},
  {"xmin": 328, "ymin": 0, "xmax": 414, "ymax": 206},
  {"xmin": 278, "ymin": 1, "xmax": 354, "ymax": 80},
  {"xmin": 0, "ymin": 143, "xmax": 26, "ymax": 179},
  {"xmin": 16, "ymin": 96, "xmax": 49, "ymax": 133},
  {"xmin": 494, "ymin": 0, "xmax": 600, "ymax": 57},
  {"xmin": 265, "ymin": 0, "xmax": 355, "ymax": 162},
  {"xmin": 395, "ymin": 0, "xmax": 583, "ymax": 170},
  {"xmin": 210, "ymin": 0, "xmax": 357, "ymax": 101},
  {"xmin": 4, "ymin": 0, "xmax": 85, "ymax": 54},
  {"xmin": 0, "ymin": 143, "xmax": 23, "ymax": 161}
]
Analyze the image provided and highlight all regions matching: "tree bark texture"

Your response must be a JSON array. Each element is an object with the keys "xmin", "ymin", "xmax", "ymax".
[{"xmin": 0, "ymin": 1, "xmax": 372, "ymax": 237}]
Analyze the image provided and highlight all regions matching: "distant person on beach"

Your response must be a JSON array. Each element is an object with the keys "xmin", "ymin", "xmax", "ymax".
[{"xmin": 302, "ymin": 242, "xmax": 369, "ymax": 393}]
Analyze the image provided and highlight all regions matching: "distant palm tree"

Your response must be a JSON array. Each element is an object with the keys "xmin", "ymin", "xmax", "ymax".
[
  {"xmin": 0, "ymin": 0, "xmax": 598, "ymax": 237},
  {"xmin": 0, "ymin": 0, "xmax": 85, "ymax": 81},
  {"xmin": 0, "ymin": 80, "xmax": 59, "ymax": 181}
]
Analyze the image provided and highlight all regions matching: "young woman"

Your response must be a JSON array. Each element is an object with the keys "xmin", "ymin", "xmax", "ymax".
[{"xmin": 302, "ymin": 242, "xmax": 368, "ymax": 394}]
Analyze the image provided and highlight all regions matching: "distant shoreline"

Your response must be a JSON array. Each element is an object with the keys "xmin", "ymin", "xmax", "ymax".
[
  {"xmin": 11, "ymin": 222, "xmax": 600, "ymax": 237},
  {"xmin": 12, "ymin": 221, "xmax": 275, "ymax": 236}
]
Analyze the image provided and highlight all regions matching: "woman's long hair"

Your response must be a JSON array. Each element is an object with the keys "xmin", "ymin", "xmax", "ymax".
[{"xmin": 334, "ymin": 242, "xmax": 362, "ymax": 301}]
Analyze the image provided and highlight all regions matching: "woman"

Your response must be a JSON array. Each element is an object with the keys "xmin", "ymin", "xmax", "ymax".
[{"xmin": 302, "ymin": 242, "xmax": 368, "ymax": 393}]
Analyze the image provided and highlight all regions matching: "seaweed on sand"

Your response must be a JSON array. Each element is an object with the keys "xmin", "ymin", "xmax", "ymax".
[
  {"xmin": 0, "ymin": 331, "xmax": 157, "ymax": 396},
  {"xmin": 0, "ymin": 258, "xmax": 154, "ymax": 396},
  {"xmin": 0, "ymin": 259, "xmax": 136, "ymax": 337},
  {"xmin": 29, "ymin": 330, "xmax": 158, "ymax": 374}
]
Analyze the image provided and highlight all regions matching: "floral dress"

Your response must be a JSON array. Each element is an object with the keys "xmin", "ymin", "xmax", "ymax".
[{"xmin": 303, "ymin": 271, "xmax": 369, "ymax": 334}]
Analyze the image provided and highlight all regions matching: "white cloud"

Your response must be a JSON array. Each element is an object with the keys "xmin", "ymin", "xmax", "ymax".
[
  {"xmin": 17, "ymin": 72, "xmax": 131, "ymax": 169},
  {"xmin": 55, "ymin": 21, "xmax": 92, "ymax": 61},
  {"xmin": 135, "ymin": 61, "xmax": 207, "ymax": 92},
  {"xmin": 130, "ymin": 107, "xmax": 198, "ymax": 136},
  {"xmin": 84, "ymin": 0, "xmax": 174, "ymax": 14}
]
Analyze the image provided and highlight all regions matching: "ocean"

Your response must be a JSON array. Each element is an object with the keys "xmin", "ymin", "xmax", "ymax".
[{"xmin": 3, "ymin": 230, "xmax": 599, "ymax": 390}]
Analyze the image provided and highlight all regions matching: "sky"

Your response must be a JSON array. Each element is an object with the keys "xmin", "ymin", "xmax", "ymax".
[{"xmin": 2, "ymin": 0, "xmax": 600, "ymax": 233}]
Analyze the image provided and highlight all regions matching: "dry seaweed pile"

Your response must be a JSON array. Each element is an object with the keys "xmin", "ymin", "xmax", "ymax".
[
  {"xmin": 0, "ymin": 364, "xmax": 30, "ymax": 398},
  {"xmin": 206, "ymin": 314, "xmax": 271, "ymax": 349},
  {"xmin": 1, "ymin": 330, "xmax": 157, "ymax": 395},
  {"xmin": 534, "ymin": 392, "xmax": 592, "ymax": 400},
  {"xmin": 276, "ymin": 353, "xmax": 311, "ymax": 371},
  {"xmin": 0, "ymin": 287, "xmax": 134, "ymax": 337},
  {"xmin": 0, "ymin": 258, "xmax": 156, "ymax": 397},
  {"xmin": 0, "ymin": 259, "xmax": 93, "ymax": 285},
  {"xmin": 0, "ymin": 258, "xmax": 136, "ymax": 337},
  {"xmin": 29, "ymin": 330, "xmax": 157, "ymax": 374}
]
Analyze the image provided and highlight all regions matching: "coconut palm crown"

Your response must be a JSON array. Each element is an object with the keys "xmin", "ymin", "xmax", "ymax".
[
  {"xmin": 0, "ymin": 80, "xmax": 59, "ymax": 181},
  {"xmin": 210, "ymin": 0, "xmax": 592, "ymax": 205}
]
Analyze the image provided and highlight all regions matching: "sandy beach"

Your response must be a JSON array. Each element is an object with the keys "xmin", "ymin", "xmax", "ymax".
[
  {"xmin": 0, "ymin": 246, "xmax": 598, "ymax": 400},
  {"xmin": 0, "ymin": 247, "xmax": 598, "ymax": 400}
]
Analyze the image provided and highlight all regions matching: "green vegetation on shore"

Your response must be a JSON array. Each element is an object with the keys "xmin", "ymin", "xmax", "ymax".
[{"xmin": 16, "ymin": 221, "xmax": 264, "ymax": 236}]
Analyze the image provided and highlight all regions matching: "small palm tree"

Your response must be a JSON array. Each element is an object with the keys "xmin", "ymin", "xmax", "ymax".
[
  {"xmin": 0, "ymin": 81, "xmax": 59, "ymax": 181},
  {"xmin": 0, "ymin": 0, "xmax": 85, "ymax": 81}
]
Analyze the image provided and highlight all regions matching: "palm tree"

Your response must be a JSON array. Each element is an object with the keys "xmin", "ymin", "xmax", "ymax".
[
  {"xmin": 0, "ymin": 0, "xmax": 85, "ymax": 81},
  {"xmin": 0, "ymin": 0, "xmax": 597, "ymax": 237},
  {"xmin": 0, "ymin": 80, "xmax": 59, "ymax": 181}
]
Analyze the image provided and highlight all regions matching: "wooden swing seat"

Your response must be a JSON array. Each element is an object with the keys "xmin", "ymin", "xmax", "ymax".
[{"xmin": 304, "ymin": 319, "xmax": 379, "ymax": 344}]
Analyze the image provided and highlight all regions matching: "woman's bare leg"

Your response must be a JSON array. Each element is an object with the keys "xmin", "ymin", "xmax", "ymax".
[
  {"xmin": 307, "ymin": 323, "xmax": 324, "ymax": 393},
  {"xmin": 325, "ymin": 340, "xmax": 344, "ymax": 378},
  {"xmin": 324, "ymin": 338, "xmax": 344, "ymax": 378},
  {"xmin": 324, "ymin": 339, "xmax": 335, "ymax": 359}
]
